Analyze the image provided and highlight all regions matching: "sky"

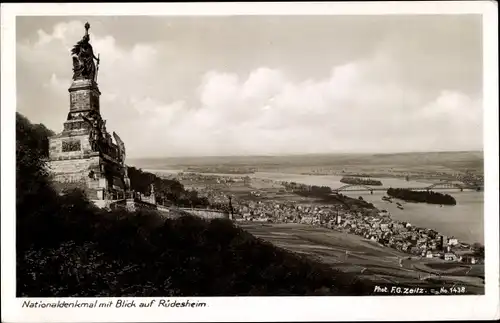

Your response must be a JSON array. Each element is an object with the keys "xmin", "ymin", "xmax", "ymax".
[{"xmin": 16, "ymin": 15, "xmax": 483, "ymax": 158}]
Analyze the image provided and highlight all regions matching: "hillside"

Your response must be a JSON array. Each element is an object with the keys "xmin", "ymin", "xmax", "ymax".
[{"xmin": 16, "ymin": 112, "xmax": 375, "ymax": 296}]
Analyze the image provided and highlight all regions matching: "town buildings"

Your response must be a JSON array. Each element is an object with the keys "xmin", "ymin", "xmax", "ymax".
[{"xmin": 180, "ymin": 172, "xmax": 481, "ymax": 263}]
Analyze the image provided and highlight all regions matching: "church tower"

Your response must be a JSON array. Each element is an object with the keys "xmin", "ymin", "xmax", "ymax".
[{"xmin": 48, "ymin": 22, "xmax": 129, "ymax": 201}]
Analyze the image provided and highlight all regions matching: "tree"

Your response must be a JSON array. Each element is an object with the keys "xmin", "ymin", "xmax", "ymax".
[
  {"xmin": 472, "ymin": 243, "xmax": 484, "ymax": 258},
  {"xmin": 126, "ymin": 166, "xmax": 209, "ymax": 208},
  {"xmin": 16, "ymin": 113, "xmax": 54, "ymax": 202},
  {"xmin": 16, "ymin": 113, "xmax": 60, "ymax": 250}
]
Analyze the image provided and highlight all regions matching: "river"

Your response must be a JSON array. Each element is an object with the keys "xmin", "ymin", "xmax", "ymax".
[
  {"xmin": 146, "ymin": 169, "xmax": 484, "ymax": 245},
  {"xmin": 247, "ymin": 172, "xmax": 483, "ymax": 245}
]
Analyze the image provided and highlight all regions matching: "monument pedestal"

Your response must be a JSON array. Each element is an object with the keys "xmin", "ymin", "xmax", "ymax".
[
  {"xmin": 49, "ymin": 135, "xmax": 127, "ymax": 199},
  {"xmin": 48, "ymin": 80, "xmax": 127, "ymax": 200}
]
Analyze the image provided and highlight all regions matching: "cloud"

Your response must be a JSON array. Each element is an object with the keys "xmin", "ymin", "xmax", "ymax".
[
  {"xmin": 17, "ymin": 20, "xmax": 483, "ymax": 158},
  {"xmin": 152, "ymin": 59, "xmax": 482, "ymax": 156},
  {"xmin": 17, "ymin": 20, "xmax": 163, "ymax": 145}
]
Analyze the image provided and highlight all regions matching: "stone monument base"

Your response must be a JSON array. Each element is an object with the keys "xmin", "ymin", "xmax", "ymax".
[{"xmin": 48, "ymin": 129, "xmax": 127, "ymax": 200}]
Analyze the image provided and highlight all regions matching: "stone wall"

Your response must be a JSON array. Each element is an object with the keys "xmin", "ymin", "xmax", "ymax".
[
  {"xmin": 93, "ymin": 199, "xmax": 230, "ymax": 222},
  {"xmin": 122, "ymin": 199, "xmax": 160, "ymax": 213},
  {"xmin": 48, "ymin": 156, "xmax": 100, "ymax": 183},
  {"xmin": 177, "ymin": 208, "xmax": 229, "ymax": 220}
]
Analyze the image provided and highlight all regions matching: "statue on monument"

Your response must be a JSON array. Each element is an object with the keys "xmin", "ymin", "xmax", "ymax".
[
  {"xmin": 113, "ymin": 131, "xmax": 126, "ymax": 164},
  {"xmin": 89, "ymin": 119, "xmax": 102, "ymax": 151},
  {"xmin": 82, "ymin": 115, "xmax": 104, "ymax": 152},
  {"xmin": 71, "ymin": 22, "xmax": 100, "ymax": 81}
]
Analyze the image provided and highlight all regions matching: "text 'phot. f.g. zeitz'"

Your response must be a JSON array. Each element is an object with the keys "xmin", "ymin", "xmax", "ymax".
[{"xmin": 14, "ymin": 14, "xmax": 488, "ymax": 301}]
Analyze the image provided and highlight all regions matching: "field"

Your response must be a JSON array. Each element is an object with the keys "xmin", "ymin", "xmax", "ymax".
[
  {"xmin": 130, "ymin": 151, "xmax": 484, "ymax": 177},
  {"xmin": 178, "ymin": 175, "xmax": 318, "ymax": 204},
  {"xmin": 239, "ymin": 222, "xmax": 485, "ymax": 293}
]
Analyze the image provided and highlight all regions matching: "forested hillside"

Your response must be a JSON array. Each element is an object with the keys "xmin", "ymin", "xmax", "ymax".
[{"xmin": 16, "ymin": 112, "xmax": 373, "ymax": 296}]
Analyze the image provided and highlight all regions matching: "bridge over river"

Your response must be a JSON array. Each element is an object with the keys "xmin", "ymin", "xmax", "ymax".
[{"xmin": 332, "ymin": 181, "xmax": 483, "ymax": 193}]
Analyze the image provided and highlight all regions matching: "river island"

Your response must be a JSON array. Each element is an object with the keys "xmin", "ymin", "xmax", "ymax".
[
  {"xmin": 340, "ymin": 176, "xmax": 383, "ymax": 186},
  {"xmin": 387, "ymin": 188, "xmax": 457, "ymax": 206}
]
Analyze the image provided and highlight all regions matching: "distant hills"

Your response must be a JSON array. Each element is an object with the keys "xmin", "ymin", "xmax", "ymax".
[{"xmin": 128, "ymin": 151, "xmax": 483, "ymax": 175}]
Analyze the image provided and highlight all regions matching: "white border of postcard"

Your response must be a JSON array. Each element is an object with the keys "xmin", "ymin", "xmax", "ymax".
[{"xmin": 2, "ymin": 1, "xmax": 499, "ymax": 322}]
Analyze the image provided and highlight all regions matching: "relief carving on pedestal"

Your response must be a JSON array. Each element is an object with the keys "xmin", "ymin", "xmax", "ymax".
[{"xmin": 62, "ymin": 139, "xmax": 81, "ymax": 152}]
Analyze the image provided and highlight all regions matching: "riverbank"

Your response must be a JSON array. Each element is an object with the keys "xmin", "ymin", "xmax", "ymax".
[
  {"xmin": 162, "ymin": 172, "xmax": 483, "ymax": 261},
  {"xmin": 280, "ymin": 181, "xmax": 377, "ymax": 209},
  {"xmin": 239, "ymin": 188, "xmax": 481, "ymax": 262},
  {"xmin": 147, "ymin": 169, "xmax": 484, "ymax": 244},
  {"xmin": 346, "ymin": 190, "xmax": 483, "ymax": 245}
]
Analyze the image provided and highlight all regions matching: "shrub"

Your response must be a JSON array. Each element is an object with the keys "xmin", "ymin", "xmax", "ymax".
[{"xmin": 16, "ymin": 113, "xmax": 374, "ymax": 297}]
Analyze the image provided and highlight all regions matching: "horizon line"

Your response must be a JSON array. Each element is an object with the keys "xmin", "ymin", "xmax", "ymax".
[{"xmin": 127, "ymin": 149, "xmax": 484, "ymax": 160}]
